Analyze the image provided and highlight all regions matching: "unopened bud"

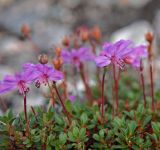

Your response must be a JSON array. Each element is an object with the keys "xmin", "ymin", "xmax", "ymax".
[
  {"xmin": 53, "ymin": 58, "xmax": 63, "ymax": 70},
  {"xmin": 80, "ymin": 29, "xmax": 89, "ymax": 42},
  {"xmin": 38, "ymin": 54, "xmax": 48, "ymax": 64},
  {"xmin": 145, "ymin": 32, "xmax": 153, "ymax": 44},
  {"xmin": 62, "ymin": 36, "xmax": 70, "ymax": 47},
  {"xmin": 55, "ymin": 47, "xmax": 62, "ymax": 57},
  {"xmin": 91, "ymin": 26, "xmax": 101, "ymax": 42},
  {"xmin": 145, "ymin": 32, "xmax": 154, "ymax": 60},
  {"xmin": 21, "ymin": 24, "xmax": 30, "ymax": 38}
]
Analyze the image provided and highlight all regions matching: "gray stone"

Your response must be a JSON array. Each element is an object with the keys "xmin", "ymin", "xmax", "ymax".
[{"xmin": 111, "ymin": 21, "xmax": 153, "ymax": 44}]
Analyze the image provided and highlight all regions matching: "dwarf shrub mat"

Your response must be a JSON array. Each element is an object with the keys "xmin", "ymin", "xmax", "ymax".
[{"xmin": 0, "ymin": 103, "xmax": 160, "ymax": 150}]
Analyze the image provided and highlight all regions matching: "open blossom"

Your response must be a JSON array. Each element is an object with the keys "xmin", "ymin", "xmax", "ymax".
[
  {"xmin": 61, "ymin": 47, "xmax": 94, "ymax": 68},
  {"xmin": 130, "ymin": 45, "xmax": 148, "ymax": 68},
  {"xmin": 23, "ymin": 63, "xmax": 64, "ymax": 86},
  {"xmin": 68, "ymin": 94, "xmax": 76, "ymax": 103},
  {"xmin": 95, "ymin": 40, "xmax": 147, "ymax": 69},
  {"xmin": 0, "ymin": 71, "xmax": 35, "ymax": 95}
]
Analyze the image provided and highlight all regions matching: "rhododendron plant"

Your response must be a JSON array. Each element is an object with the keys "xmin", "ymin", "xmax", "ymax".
[{"xmin": 0, "ymin": 26, "xmax": 159, "ymax": 149}]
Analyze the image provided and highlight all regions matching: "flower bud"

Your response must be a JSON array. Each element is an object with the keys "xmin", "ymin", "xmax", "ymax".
[
  {"xmin": 91, "ymin": 26, "xmax": 101, "ymax": 42},
  {"xmin": 38, "ymin": 54, "xmax": 48, "ymax": 64},
  {"xmin": 62, "ymin": 36, "xmax": 70, "ymax": 47},
  {"xmin": 55, "ymin": 47, "xmax": 62, "ymax": 57},
  {"xmin": 53, "ymin": 58, "xmax": 63, "ymax": 70},
  {"xmin": 145, "ymin": 32, "xmax": 153, "ymax": 44},
  {"xmin": 145, "ymin": 32, "xmax": 154, "ymax": 60},
  {"xmin": 80, "ymin": 29, "xmax": 89, "ymax": 42},
  {"xmin": 21, "ymin": 24, "xmax": 30, "ymax": 38}
]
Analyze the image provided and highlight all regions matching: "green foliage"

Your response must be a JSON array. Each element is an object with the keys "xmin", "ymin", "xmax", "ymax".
[{"xmin": 0, "ymin": 102, "xmax": 160, "ymax": 149}]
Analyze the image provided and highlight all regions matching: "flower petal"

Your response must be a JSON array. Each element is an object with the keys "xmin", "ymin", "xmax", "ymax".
[
  {"xmin": 95, "ymin": 56, "xmax": 111, "ymax": 67},
  {"xmin": 49, "ymin": 70, "xmax": 64, "ymax": 81}
]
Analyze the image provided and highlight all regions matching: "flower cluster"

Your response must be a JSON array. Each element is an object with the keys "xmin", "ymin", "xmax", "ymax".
[
  {"xmin": 95, "ymin": 39, "xmax": 147, "ymax": 69},
  {"xmin": 0, "ymin": 63, "xmax": 63, "ymax": 95}
]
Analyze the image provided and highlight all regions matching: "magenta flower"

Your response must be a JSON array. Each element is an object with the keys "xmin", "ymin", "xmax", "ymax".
[
  {"xmin": 95, "ymin": 40, "xmax": 147, "ymax": 69},
  {"xmin": 61, "ymin": 47, "xmax": 94, "ymax": 68},
  {"xmin": 0, "ymin": 71, "xmax": 34, "ymax": 95},
  {"xmin": 130, "ymin": 45, "xmax": 148, "ymax": 68},
  {"xmin": 68, "ymin": 94, "xmax": 76, "ymax": 103},
  {"xmin": 23, "ymin": 63, "xmax": 64, "ymax": 86}
]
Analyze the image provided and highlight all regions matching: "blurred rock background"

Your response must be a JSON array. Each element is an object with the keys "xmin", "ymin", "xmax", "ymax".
[{"xmin": 0, "ymin": 0, "xmax": 160, "ymax": 114}]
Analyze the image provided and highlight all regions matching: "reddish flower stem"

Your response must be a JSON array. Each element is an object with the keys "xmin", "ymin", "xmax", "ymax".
[
  {"xmin": 63, "ymin": 71, "xmax": 68, "ymax": 99},
  {"xmin": 149, "ymin": 62, "xmax": 155, "ymax": 112},
  {"xmin": 145, "ymin": 32, "xmax": 155, "ymax": 112},
  {"xmin": 53, "ymin": 83, "xmax": 71, "ymax": 124},
  {"xmin": 47, "ymin": 81, "xmax": 55, "ymax": 107},
  {"xmin": 112, "ymin": 85, "xmax": 115, "ymax": 119},
  {"xmin": 101, "ymin": 69, "xmax": 106, "ymax": 119},
  {"xmin": 140, "ymin": 60, "xmax": 146, "ymax": 108},
  {"xmin": 23, "ymin": 93, "xmax": 30, "ymax": 135},
  {"xmin": 31, "ymin": 106, "xmax": 38, "ymax": 122},
  {"xmin": 79, "ymin": 63, "xmax": 93, "ymax": 103},
  {"xmin": 113, "ymin": 63, "xmax": 119, "ymax": 114}
]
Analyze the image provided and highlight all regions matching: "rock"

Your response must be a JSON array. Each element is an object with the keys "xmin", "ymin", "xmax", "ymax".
[
  {"xmin": 0, "ymin": 35, "xmax": 37, "ymax": 70},
  {"xmin": 0, "ymin": 0, "xmax": 71, "ymax": 50},
  {"xmin": 88, "ymin": 0, "xmax": 151, "ymax": 8},
  {"xmin": 31, "ymin": 22, "xmax": 70, "ymax": 50},
  {"xmin": 110, "ymin": 21, "xmax": 153, "ymax": 44},
  {"xmin": 125, "ymin": 0, "xmax": 151, "ymax": 8},
  {"xmin": 0, "ymin": 0, "xmax": 14, "ymax": 8},
  {"xmin": 154, "ymin": 10, "xmax": 160, "ymax": 49}
]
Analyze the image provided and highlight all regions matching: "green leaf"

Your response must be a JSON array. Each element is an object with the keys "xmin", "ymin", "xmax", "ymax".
[
  {"xmin": 33, "ymin": 135, "xmax": 41, "ymax": 143},
  {"xmin": 111, "ymin": 145, "xmax": 128, "ymax": 149},
  {"xmin": 93, "ymin": 134, "xmax": 100, "ymax": 141},
  {"xmin": 59, "ymin": 133, "xmax": 67, "ymax": 145},
  {"xmin": 46, "ymin": 146, "xmax": 52, "ymax": 150},
  {"xmin": 144, "ymin": 139, "xmax": 152, "ymax": 148},
  {"xmin": 47, "ymin": 134, "xmax": 55, "ymax": 146},
  {"xmin": 55, "ymin": 115, "xmax": 64, "ymax": 125},
  {"xmin": 65, "ymin": 100, "xmax": 72, "ymax": 112},
  {"xmin": 79, "ymin": 128, "xmax": 86, "ymax": 139},
  {"xmin": 128, "ymin": 121, "xmax": 137, "ymax": 135},
  {"xmin": 6, "ymin": 109, "xmax": 13, "ymax": 119},
  {"xmin": 80, "ymin": 113, "xmax": 88, "ymax": 124},
  {"xmin": 99, "ymin": 129, "xmax": 105, "ymax": 138},
  {"xmin": 152, "ymin": 122, "xmax": 160, "ymax": 135},
  {"xmin": 23, "ymin": 138, "xmax": 32, "ymax": 148},
  {"xmin": 136, "ymin": 104, "xmax": 144, "ymax": 118},
  {"xmin": 68, "ymin": 131, "xmax": 75, "ymax": 142},
  {"xmin": 143, "ymin": 115, "xmax": 152, "ymax": 127},
  {"xmin": 73, "ymin": 127, "xmax": 79, "ymax": 138}
]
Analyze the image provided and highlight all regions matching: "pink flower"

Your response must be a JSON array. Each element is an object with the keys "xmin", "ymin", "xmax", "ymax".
[
  {"xmin": 95, "ymin": 40, "xmax": 147, "ymax": 69},
  {"xmin": 61, "ymin": 47, "xmax": 94, "ymax": 68},
  {"xmin": 23, "ymin": 63, "xmax": 64, "ymax": 86},
  {"xmin": 130, "ymin": 45, "xmax": 148, "ymax": 68},
  {"xmin": 68, "ymin": 94, "xmax": 76, "ymax": 103},
  {"xmin": 0, "ymin": 71, "xmax": 34, "ymax": 95}
]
